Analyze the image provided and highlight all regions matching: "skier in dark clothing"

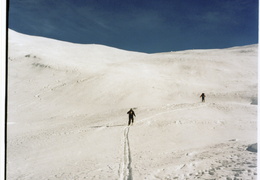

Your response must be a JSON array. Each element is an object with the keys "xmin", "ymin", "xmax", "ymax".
[
  {"xmin": 127, "ymin": 108, "xmax": 136, "ymax": 126},
  {"xmin": 200, "ymin": 93, "xmax": 206, "ymax": 102}
]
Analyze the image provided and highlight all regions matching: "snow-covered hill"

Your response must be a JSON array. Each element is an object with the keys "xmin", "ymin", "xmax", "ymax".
[{"xmin": 7, "ymin": 30, "xmax": 258, "ymax": 180}]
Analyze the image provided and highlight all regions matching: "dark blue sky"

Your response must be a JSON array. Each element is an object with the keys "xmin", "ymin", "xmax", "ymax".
[{"xmin": 9, "ymin": 0, "xmax": 258, "ymax": 53}]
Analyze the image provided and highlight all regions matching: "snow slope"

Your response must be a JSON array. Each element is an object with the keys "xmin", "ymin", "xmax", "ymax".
[{"xmin": 7, "ymin": 30, "xmax": 258, "ymax": 180}]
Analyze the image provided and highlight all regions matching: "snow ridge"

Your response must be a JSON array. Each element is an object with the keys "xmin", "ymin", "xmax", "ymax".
[{"xmin": 119, "ymin": 127, "xmax": 133, "ymax": 180}]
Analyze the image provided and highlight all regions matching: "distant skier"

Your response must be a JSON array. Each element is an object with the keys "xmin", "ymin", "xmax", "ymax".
[
  {"xmin": 127, "ymin": 108, "xmax": 136, "ymax": 126},
  {"xmin": 200, "ymin": 93, "xmax": 206, "ymax": 102}
]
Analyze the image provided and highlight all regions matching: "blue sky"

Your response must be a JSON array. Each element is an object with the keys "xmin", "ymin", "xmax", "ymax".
[{"xmin": 9, "ymin": 0, "xmax": 258, "ymax": 53}]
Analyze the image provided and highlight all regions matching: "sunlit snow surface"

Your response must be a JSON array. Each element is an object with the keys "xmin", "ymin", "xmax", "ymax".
[{"xmin": 7, "ymin": 30, "xmax": 257, "ymax": 180}]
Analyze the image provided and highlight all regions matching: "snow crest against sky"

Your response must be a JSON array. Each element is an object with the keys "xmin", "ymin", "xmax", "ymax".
[{"xmin": 9, "ymin": 0, "xmax": 258, "ymax": 53}]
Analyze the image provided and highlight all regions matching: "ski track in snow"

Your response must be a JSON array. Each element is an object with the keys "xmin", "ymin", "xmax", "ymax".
[
  {"xmin": 138, "ymin": 102, "xmax": 207, "ymax": 124},
  {"xmin": 7, "ymin": 31, "xmax": 257, "ymax": 180},
  {"xmin": 119, "ymin": 126, "xmax": 133, "ymax": 180}
]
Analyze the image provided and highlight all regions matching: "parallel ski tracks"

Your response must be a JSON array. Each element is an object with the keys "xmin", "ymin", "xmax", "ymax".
[
  {"xmin": 118, "ymin": 103, "xmax": 207, "ymax": 179},
  {"xmin": 119, "ymin": 126, "xmax": 133, "ymax": 180}
]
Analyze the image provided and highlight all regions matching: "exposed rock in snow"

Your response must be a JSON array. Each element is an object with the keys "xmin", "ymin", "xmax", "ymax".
[{"xmin": 247, "ymin": 143, "xmax": 257, "ymax": 153}]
